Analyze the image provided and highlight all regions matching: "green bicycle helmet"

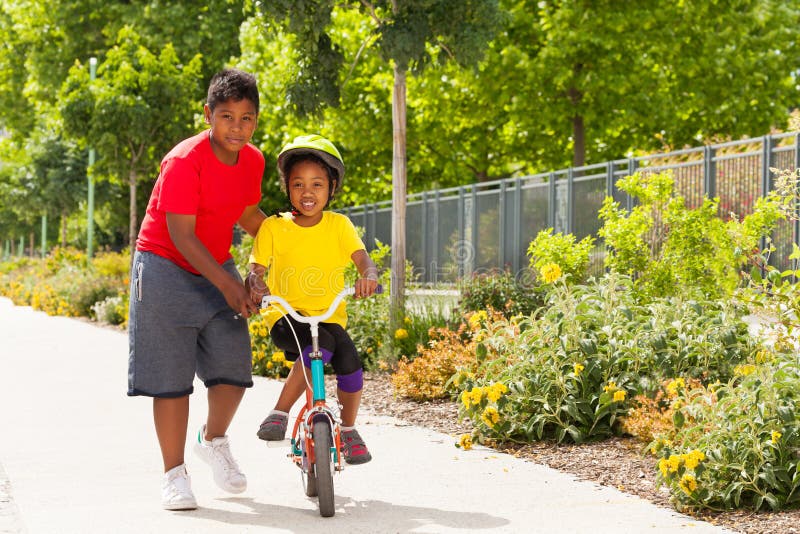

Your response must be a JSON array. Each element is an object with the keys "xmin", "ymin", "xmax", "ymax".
[{"xmin": 276, "ymin": 134, "xmax": 345, "ymax": 193}]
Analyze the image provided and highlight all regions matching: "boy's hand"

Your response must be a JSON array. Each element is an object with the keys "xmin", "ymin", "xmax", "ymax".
[
  {"xmin": 245, "ymin": 265, "xmax": 268, "ymax": 306},
  {"xmin": 354, "ymin": 277, "xmax": 379, "ymax": 298},
  {"xmin": 222, "ymin": 277, "xmax": 258, "ymax": 318}
]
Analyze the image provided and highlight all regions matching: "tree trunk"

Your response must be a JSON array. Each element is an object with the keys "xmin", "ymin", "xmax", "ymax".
[
  {"xmin": 390, "ymin": 64, "xmax": 408, "ymax": 345},
  {"xmin": 28, "ymin": 232, "xmax": 34, "ymax": 258},
  {"xmin": 129, "ymin": 168, "xmax": 138, "ymax": 265},
  {"xmin": 568, "ymin": 83, "xmax": 585, "ymax": 168},
  {"xmin": 572, "ymin": 113, "xmax": 585, "ymax": 168}
]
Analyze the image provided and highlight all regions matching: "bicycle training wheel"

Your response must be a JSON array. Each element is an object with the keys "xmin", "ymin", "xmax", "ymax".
[{"xmin": 312, "ymin": 422, "xmax": 335, "ymax": 517}]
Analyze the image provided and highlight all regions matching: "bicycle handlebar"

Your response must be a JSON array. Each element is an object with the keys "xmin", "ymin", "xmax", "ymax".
[{"xmin": 260, "ymin": 284, "xmax": 383, "ymax": 325}]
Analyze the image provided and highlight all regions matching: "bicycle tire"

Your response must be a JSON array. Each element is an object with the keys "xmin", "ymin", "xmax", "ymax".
[
  {"xmin": 304, "ymin": 443, "xmax": 318, "ymax": 498},
  {"xmin": 312, "ymin": 422, "xmax": 335, "ymax": 517}
]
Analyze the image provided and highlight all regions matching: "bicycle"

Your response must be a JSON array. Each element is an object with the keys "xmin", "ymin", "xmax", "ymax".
[{"xmin": 260, "ymin": 285, "xmax": 381, "ymax": 517}]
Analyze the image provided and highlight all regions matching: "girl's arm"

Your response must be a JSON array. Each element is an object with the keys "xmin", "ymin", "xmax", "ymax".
[
  {"xmin": 351, "ymin": 249, "xmax": 379, "ymax": 298},
  {"xmin": 166, "ymin": 212, "xmax": 257, "ymax": 318}
]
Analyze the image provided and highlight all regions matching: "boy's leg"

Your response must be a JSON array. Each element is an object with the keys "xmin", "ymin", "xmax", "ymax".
[
  {"xmin": 205, "ymin": 384, "xmax": 245, "ymax": 439},
  {"xmin": 153, "ymin": 396, "xmax": 190, "ymax": 471}
]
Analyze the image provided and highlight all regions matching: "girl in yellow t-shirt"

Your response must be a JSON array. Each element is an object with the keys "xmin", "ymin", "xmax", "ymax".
[{"xmin": 246, "ymin": 134, "xmax": 379, "ymax": 465}]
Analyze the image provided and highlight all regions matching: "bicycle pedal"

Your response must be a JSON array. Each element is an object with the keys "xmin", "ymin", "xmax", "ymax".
[{"xmin": 264, "ymin": 439, "xmax": 291, "ymax": 448}]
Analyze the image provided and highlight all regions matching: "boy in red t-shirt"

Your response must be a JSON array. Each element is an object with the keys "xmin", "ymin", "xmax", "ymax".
[{"xmin": 128, "ymin": 68, "xmax": 266, "ymax": 511}]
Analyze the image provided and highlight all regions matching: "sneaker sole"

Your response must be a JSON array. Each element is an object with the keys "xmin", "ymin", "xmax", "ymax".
[
  {"xmin": 163, "ymin": 500, "xmax": 198, "ymax": 511},
  {"xmin": 345, "ymin": 453, "xmax": 373, "ymax": 465},
  {"xmin": 257, "ymin": 427, "xmax": 287, "ymax": 441}
]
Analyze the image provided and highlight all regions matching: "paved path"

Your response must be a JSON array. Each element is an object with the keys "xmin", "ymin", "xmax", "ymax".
[{"xmin": 0, "ymin": 297, "xmax": 734, "ymax": 534}]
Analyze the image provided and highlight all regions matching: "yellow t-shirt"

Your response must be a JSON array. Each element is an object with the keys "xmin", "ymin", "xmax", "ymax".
[{"xmin": 249, "ymin": 211, "xmax": 366, "ymax": 329}]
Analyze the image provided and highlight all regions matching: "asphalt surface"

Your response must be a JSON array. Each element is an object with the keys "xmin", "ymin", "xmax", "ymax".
[{"xmin": 0, "ymin": 297, "xmax": 734, "ymax": 534}]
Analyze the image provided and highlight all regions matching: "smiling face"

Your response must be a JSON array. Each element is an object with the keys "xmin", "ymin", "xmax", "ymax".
[
  {"xmin": 204, "ymin": 98, "xmax": 258, "ymax": 165},
  {"xmin": 287, "ymin": 160, "xmax": 336, "ymax": 227}
]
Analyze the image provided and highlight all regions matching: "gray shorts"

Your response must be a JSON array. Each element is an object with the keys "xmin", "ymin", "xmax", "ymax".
[{"xmin": 127, "ymin": 251, "xmax": 254, "ymax": 398}]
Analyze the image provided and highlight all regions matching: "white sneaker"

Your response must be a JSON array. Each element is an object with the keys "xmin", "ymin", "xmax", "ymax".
[
  {"xmin": 194, "ymin": 425, "xmax": 247, "ymax": 494},
  {"xmin": 161, "ymin": 464, "xmax": 197, "ymax": 511}
]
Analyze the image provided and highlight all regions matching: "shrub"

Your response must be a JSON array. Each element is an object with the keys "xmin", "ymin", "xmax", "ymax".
[
  {"xmin": 527, "ymin": 228, "xmax": 595, "ymax": 283},
  {"xmin": 392, "ymin": 322, "xmax": 477, "ymax": 401},
  {"xmin": 91, "ymin": 295, "xmax": 128, "ymax": 326},
  {"xmin": 456, "ymin": 269, "xmax": 543, "ymax": 319},
  {"xmin": 248, "ymin": 312, "xmax": 293, "ymax": 379},
  {"xmin": 652, "ymin": 351, "xmax": 800, "ymax": 512},
  {"xmin": 598, "ymin": 170, "xmax": 784, "ymax": 299}
]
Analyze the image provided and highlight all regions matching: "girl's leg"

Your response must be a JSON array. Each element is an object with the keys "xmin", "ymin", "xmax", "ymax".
[
  {"xmin": 205, "ymin": 384, "xmax": 245, "ymax": 439},
  {"xmin": 273, "ymin": 363, "xmax": 307, "ymax": 412},
  {"xmin": 337, "ymin": 389, "xmax": 362, "ymax": 427},
  {"xmin": 153, "ymin": 396, "xmax": 190, "ymax": 471}
]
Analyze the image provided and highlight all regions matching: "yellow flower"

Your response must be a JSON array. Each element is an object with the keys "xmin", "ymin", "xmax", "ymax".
[
  {"xmin": 772, "ymin": 430, "xmax": 782, "ymax": 443},
  {"xmin": 271, "ymin": 351, "xmax": 286, "ymax": 363},
  {"xmin": 468, "ymin": 310, "xmax": 488, "ymax": 329},
  {"xmin": 404, "ymin": 316, "xmax": 412, "ymax": 324},
  {"xmin": 667, "ymin": 455, "xmax": 682, "ymax": 473},
  {"xmin": 613, "ymin": 390, "xmax": 627, "ymax": 402},
  {"xmin": 458, "ymin": 434, "xmax": 473, "ymax": 450},
  {"xmin": 486, "ymin": 383, "xmax": 508, "ymax": 402},
  {"xmin": 734, "ymin": 364, "xmax": 756, "ymax": 377},
  {"xmin": 682, "ymin": 449, "xmax": 705, "ymax": 470},
  {"xmin": 286, "ymin": 361, "xmax": 294, "ymax": 368},
  {"xmin": 266, "ymin": 361, "xmax": 274, "ymax": 369},
  {"xmin": 666, "ymin": 377, "xmax": 685, "ymax": 396},
  {"xmin": 678, "ymin": 474, "xmax": 698, "ymax": 495},
  {"xmin": 604, "ymin": 381, "xmax": 617, "ymax": 393},
  {"xmin": 394, "ymin": 328, "xmax": 409, "ymax": 340},
  {"xmin": 755, "ymin": 350, "xmax": 771, "ymax": 364},
  {"xmin": 474, "ymin": 331, "xmax": 486, "ymax": 343},
  {"xmin": 573, "ymin": 363, "xmax": 585, "ymax": 375},
  {"xmin": 540, "ymin": 263, "xmax": 563, "ymax": 283},
  {"xmin": 658, "ymin": 458, "xmax": 670, "ymax": 478},
  {"xmin": 481, "ymin": 407, "xmax": 500, "ymax": 427}
]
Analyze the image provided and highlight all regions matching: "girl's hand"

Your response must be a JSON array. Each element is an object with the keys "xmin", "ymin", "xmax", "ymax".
[
  {"xmin": 354, "ymin": 277, "xmax": 379, "ymax": 298},
  {"xmin": 245, "ymin": 270, "xmax": 269, "ymax": 306}
]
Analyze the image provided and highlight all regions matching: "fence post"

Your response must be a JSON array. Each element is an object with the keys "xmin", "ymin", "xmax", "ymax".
[
  {"xmin": 626, "ymin": 158, "xmax": 638, "ymax": 212},
  {"xmin": 513, "ymin": 178, "xmax": 522, "ymax": 274},
  {"xmin": 432, "ymin": 188, "xmax": 440, "ymax": 284},
  {"xmin": 499, "ymin": 180, "xmax": 506, "ymax": 267},
  {"xmin": 471, "ymin": 186, "xmax": 478, "ymax": 272},
  {"xmin": 760, "ymin": 135, "xmax": 774, "ymax": 256},
  {"xmin": 794, "ymin": 133, "xmax": 800, "ymax": 281},
  {"xmin": 458, "ymin": 186, "xmax": 466, "ymax": 278},
  {"xmin": 568, "ymin": 168, "xmax": 576, "ymax": 234},
  {"xmin": 547, "ymin": 172, "xmax": 556, "ymax": 229},
  {"xmin": 606, "ymin": 161, "xmax": 614, "ymax": 198},
  {"xmin": 703, "ymin": 145, "xmax": 717, "ymax": 200},
  {"xmin": 421, "ymin": 191, "xmax": 429, "ymax": 283}
]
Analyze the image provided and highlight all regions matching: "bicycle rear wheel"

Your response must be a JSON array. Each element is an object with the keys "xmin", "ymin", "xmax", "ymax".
[{"xmin": 312, "ymin": 422, "xmax": 335, "ymax": 517}]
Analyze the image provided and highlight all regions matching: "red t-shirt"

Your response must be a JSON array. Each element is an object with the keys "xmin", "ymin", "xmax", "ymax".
[{"xmin": 136, "ymin": 130, "xmax": 264, "ymax": 273}]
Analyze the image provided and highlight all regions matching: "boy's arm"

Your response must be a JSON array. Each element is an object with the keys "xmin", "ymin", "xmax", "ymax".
[
  {"xmin": 166, "ymin": 212, "xmax": 257, "ymax": 318},
  {"xmin": 238, "ymin": 204, "xmax": 267, "ymax": 237},
  {"xmin": 351, "ymin": 249, "xmax": 379, "ymax": 298}
]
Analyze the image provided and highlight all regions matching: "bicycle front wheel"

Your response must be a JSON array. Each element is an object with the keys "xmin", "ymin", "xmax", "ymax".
[{"xmin": 312, "ymin": 422, "xmax": 335, "ymax": 517}]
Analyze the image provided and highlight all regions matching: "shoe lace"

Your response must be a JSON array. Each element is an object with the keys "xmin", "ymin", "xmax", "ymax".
[{"xmin": 213, "ymin": 440, "xmax": 242, "ymax": 474}]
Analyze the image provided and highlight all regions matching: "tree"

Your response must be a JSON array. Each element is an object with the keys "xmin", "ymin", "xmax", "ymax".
[
  {"xmin": 258, "ymin": 1, "xmax": 501, "ymax": 330},
  {"xmin": 60, "ymin": 27, "xmax": 203, "ymax": 250}
]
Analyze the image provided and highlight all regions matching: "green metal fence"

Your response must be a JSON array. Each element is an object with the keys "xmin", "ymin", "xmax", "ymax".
[{"xmin": 342, "ymin": 132, "xmax": 800, "ymax": 284}]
